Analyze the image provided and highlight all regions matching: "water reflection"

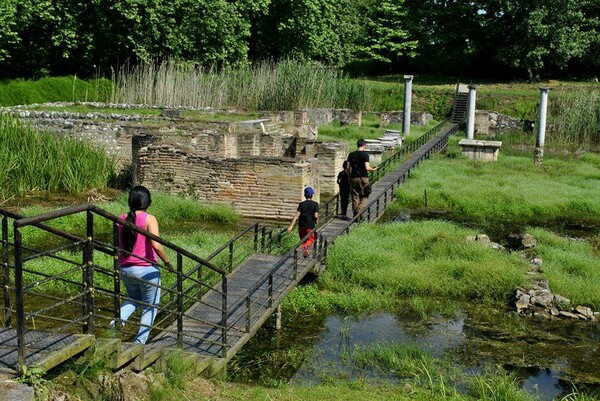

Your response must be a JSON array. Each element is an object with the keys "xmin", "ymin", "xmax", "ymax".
[{"xmin": 232, "ymin": 307, "xmax": 600, "ymax": 400}]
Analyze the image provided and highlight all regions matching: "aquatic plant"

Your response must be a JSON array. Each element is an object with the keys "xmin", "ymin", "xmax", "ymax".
[
  {"xmin": 0, "ymin": 115, "xmax": 116, "ymax": 199},
  {"xmin": 110, "ymin": 59, "xmax": 371, "ymax": 111},
  {"xmin": 467, "ymin": 368, "xmax": 536, "ymax": 401}
]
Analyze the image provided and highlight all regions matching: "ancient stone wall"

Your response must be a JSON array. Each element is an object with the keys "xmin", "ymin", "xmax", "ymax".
[
  {"xmin": 262, "ymin": 108, "xmax": 362, "ymax": 126},
  {"xmin": 379, "ymin": 111, "xmax": 434, "ymax": 127},
  {"xmin": 474, "ymin": 111, "xmax": 534, "ymax": 135},
  {"xmin": 137, "ymin": 144, "xmax": 319, "ymax": 219}
]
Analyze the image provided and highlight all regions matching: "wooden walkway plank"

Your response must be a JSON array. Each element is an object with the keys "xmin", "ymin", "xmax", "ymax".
[{"xmin": 0, "ymin": 328, "xmax": 94, "ymax": 371}]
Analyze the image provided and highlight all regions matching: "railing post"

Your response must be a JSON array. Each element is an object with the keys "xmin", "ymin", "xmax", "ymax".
[
  {"xmin": 268, "ymin": 274, "xmax": 273, "ymax": 307},
  {"xmin": 177, "ymin": 253, "xmax": 183, "ymax": 348},
  {"xmin": 268, "ymin": 230, "xmax": 273, "ymax": 253},
  {"xmin": 14, "ymin": 226, "xmax": 25, "ymax": 368},
  {"xmin": 293, "ymin": 249, "xmax": 298, "ymax": 280},
  {"xmin": 83, "ymin": 211, "xmax": 95, "ymax": 334},
  {"xmin": 261, "ymin": 226, "xmax": 266, "ymax": 253},
  {"xmin": 2, "ymin": 217, "xmax": 11, "ymax": 327},
  {"xmin": 228, "ymin": 242, "xmax": 234, "ymax": 271},
  {"xmin": 221, "ymin": 277, "xmax": 228, "ymax": 359},
  {"xmin": 253, "ymin": 224, "xmax": 259, "ymax": 252},
  {"xmin": 112, "ymin": 222, "xmax": 121, "ymax": 328},
  {"xmin": 245, "ymin": 297, "xmax": 251, "ymax": 333},
  {"xmin": 323, "ymin": 239, "xmax": 328, "ymax": 264}
]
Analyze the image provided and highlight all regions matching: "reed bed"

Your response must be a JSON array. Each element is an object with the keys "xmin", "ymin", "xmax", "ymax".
[
  {"xmin": 110, "ymin": 60, "xmax": 371, "ymax": 111},
  {"xmin": 549, "ymin": 89, "xmax": 600, "ymax": 149},
  {"xmin": 0, "ymin": 115, "xmax": 115, "ymax": 199}
]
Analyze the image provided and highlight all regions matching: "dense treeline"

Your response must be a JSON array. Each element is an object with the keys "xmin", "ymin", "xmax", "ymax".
[{"xmin": 0, "ymin": 0, "xmax": 598, "ymax": 80}]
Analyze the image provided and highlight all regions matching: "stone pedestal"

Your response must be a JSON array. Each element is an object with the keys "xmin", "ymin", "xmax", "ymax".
[
  {"xmin": 364, "ymin": 139, "xmax": 384, "ymax": 164},
  {"xmin": 458, "ymin": 139, "xmax": 502, "ymax": 162}
]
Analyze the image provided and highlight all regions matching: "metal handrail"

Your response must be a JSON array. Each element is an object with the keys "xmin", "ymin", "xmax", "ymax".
[{"xmin": 6, "ymin": 204, "xmax": 230, "ymax": 365}]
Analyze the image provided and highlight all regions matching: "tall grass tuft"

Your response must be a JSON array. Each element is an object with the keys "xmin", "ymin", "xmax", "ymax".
[
  {"xmin": 550, "ymin": 90, "xmax": 600, "ymax": 149},
  {"xmin": 0, "ymin": 115, "xmax": 115, "ymax": 199},
  {"xmin": 467, "ymin": 368, "xmax": 535, "ymax": 401},
  {"xmin": 324, "ymin": 221, "xmax": 527, "ymax": 307},
  {"xmin": 110, "ymin": 59, "xmax": 371, "ymax": 111}
]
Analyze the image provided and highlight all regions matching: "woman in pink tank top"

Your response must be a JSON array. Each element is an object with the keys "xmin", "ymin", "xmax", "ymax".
[{"xmin": 116, "ymin": 186, "xmax": 173, "ymax": 344}]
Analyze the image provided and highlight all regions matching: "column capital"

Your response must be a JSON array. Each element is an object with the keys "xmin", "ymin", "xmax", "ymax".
[
  {"xmin": 539, "ymin": 87, "xmax": 549, "ymax": 93},
  {"xmin": 403, "ymin": 75, "xmax": 414, "ymax": 80},
  {"xmin": 468, "ymin": 84, "xmax": 479, "ymax": 90}
]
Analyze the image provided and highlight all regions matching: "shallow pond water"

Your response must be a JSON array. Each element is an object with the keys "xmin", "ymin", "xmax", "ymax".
[{"xmin": 230, "ymin": 304, "xmax": 600, "ymax": 400}]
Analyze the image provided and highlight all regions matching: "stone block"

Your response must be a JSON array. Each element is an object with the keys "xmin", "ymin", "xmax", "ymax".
[{"xmin": 458, "ymin": 139, "xmax": 502, "ymax": 162}]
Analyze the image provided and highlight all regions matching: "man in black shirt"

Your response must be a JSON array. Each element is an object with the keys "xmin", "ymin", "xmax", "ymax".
[
  {"xmin": 347, "ymin": 139, "xmax": 378, "ymax": 216},
  {"xmin": 288, "ymin": 186, "xmax": 319, "ymax": 257}
]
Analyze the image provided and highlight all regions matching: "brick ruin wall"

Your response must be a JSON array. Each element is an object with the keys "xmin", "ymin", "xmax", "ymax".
[{"xmin": 136, "ymin": 145, "xmax": 319, "ymax": 219}]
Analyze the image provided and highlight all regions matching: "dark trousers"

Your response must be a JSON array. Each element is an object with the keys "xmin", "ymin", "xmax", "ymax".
[
  {"xmin": 351, "ymin": 177, "xmax": 369, "ymax": 215},
  {"xmin": 339, "ymin": 188, "xmax": 350, "ymax": 215}
]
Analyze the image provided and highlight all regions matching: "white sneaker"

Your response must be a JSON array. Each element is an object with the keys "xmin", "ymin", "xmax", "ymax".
[{"xmin": 109, "ymin": 320, "xmax": 125, "ymax": 328}]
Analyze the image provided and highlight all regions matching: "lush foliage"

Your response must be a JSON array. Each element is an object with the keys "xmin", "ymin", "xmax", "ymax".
[
  {"xmin": 0, "ymin": 115, "xmax": 116, "ymax": 198},
  {"xmin": 403, "ymin": 0, "xmax": 599, "ymax": 79},
  {"xmin": 0, "ymin": 76, "xmax": 112, "ymax": 105},
  {"xmin": 1, "ymin": 0, "xmax": 597, "ymax": 79}
]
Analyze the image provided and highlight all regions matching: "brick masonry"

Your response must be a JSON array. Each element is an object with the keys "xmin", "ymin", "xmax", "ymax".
[{"xmin": 137, "ymin": 144, "xmax": 319, "ymax": 219}]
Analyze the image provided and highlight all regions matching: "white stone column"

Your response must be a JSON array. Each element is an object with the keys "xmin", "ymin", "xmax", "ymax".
[
  {"xmin": 535, "ymin": 87, "xmax": 549, "ymax": 165},
  {"xmin": 402, "ymin": 75, "xmax": 413, "ymax": 135},
  {"xmin": 466, "ymin": 84, "xmax": 478, "ymax": 140}
]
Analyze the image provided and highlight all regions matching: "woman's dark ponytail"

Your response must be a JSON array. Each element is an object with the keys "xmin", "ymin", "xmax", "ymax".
[{"xmin": 122, "ymin": 186, "xmax": 152, "ymax": 253}]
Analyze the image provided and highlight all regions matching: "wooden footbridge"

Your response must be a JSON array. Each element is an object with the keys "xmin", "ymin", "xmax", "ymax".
[{"xmin": 0, "ymin": 118, "xmax": 462, "ymax": 377}]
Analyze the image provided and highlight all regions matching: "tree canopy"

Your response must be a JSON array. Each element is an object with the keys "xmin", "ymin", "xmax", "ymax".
[{"xmin": 0, "ymin": 0, "xmax": 597, "ymax": 79}]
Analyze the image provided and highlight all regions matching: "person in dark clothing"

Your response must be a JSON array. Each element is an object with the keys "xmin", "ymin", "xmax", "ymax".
[
  {"xmin": 347, "ymin": 139, "xmax": 378, "ymax": 216},
  {"xmin": 336, "ymin": 160, "xmax": 351, "ymax": 220},
  {"xmin": 287, "ymin": 186, "xmax": 319, "ymax": 257}
]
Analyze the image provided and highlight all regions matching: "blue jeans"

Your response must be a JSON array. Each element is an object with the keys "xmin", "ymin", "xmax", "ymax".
[{"xmin": 120, "ymin": 265, "xmax": 161, "ymax": 344}]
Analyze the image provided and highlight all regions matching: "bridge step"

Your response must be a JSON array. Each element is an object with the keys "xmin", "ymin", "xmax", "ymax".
[
  {"xmin": 132, "ymin": 345, "xmax": 164, "ymax": 371},
  {"xmin": 113, "ymin": 342, "xmax": 144, "ymax": 369},
  {"xmin": 451, "ymin": 92, "xmax": 469, "ymax": 123},
  {"xmin": 0, "ymin": 328, "xmax": 95, "ymax": 372}
]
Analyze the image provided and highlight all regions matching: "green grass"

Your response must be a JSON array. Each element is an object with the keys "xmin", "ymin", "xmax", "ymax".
[
  {"xmin": 0, "ymin": 115, "xmax": 116, "ymax": 199},
  {"xmin": 318, "ymin": 114, "xmax": 440, "ymax": 152},
  {"xmin": 289, "ymin": 221, "xmax": 528, "ymax": 316},
  {"xmin": 527, "ymin": 227, "xmax": 600, "ymax": 310},
  {"xmin": 389, "ymin": 139, "xmax": 600, "ymax": 232},
  {"xmin": 0, "ymin": 76, "xmax": 111, "ymax": 106}
]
